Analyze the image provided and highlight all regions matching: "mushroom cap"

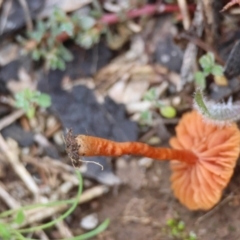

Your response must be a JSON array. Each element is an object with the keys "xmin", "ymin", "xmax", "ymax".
[{"xmin": 169, "ymin": 110, "xmax": 240, "ymax": 210}]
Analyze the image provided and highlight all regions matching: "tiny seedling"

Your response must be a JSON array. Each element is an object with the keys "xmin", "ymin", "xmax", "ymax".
[
  {"xmin": 192, "ymin": 53, "xmax": 239, "ymax": 125},
  {"xmin": 194, "ymin": 52, "xmax": 224, "ymax": 90},
  {"xmin": 166, "ymin": 218, "xmax": 197, "ymax": 240},
  {"xmin": 0, "ymin": 171, "xmax": 110, "ymax": 240},
  {"xmin": 19, "ymin": 8, "xmax": 103, "ymax": 70},
  {"xmin": 14, "ymin": 89, "xmax": 51, "ymax": 119},
  {"xmin": 140, "ymin": 88, "xmax": 176, "ymax": 125}
]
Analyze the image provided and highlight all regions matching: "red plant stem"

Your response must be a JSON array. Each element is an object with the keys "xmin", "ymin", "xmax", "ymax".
[
  {"xmin": 100, "ymin": 4, "xmax": 195, "ymax": 25},
  {"xmin": 56, "ymin": 3, "xmax": 195, "ymax": 42},
  {"xmin": 76, "ymin": 135, "xmax": 198, "ymax": 164}
]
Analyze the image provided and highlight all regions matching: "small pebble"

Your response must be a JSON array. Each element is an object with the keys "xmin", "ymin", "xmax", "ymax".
[
  {"xmin": 80, "ymin": 213, "xmax": 99, "ymax": 230},
  {"xmin": 172, "ymin": 96, "xmax": 181, "ymax": 106},
  {"xmin": 147, "ymin": 136, "xmax": 161, "ymax": 145},
  {"xmin": 53, "ymin": 131, "xmax": 64, "ymax": 146},
  {"xmin": 138, "ymin": 157, "xmax": 153, "ymax": 169},
  {"xmin": 46, "ymin": 116, "xmax": 58, "ymax": 129}
]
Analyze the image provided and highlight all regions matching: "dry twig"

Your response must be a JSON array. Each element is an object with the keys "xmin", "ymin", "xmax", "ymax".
[
  {"xmin": 55, "ymin": 220, "xmax": 73, "ymax": 238},
  {"xmin": 195, "ymin": 193, "xmax": 234, "ymax": 225},
  {"xmin": 177, "ymin": 0, "xmax": 191, "ymax": 30},
  {"xmin": 15, "ymin": 185, "xmax": 109, "ymax": 228},
  {"xmin": 180, "ymin": 2, "xmax": 204, "ymax": 88},
  {"xmin": 0, "ymin": 134, "xmax": 40, "ymax": 197},
  {"xmin": 0, "ymin": 0, "xmax": 12, "ymax": 34},
  {"xmin": 0, "ymin": 182, "xmax": 20, "ymax": 209},
  {"xmin": 17, "ymin": 0, "xmax": 33, "ymax": 31},
  {"xmin": 221, "ymin": 0, "xmax": 240, "ymax": 12},
  {"xmin": 0, "ymin": 109, "xmax": 25, "ymax": 131}
]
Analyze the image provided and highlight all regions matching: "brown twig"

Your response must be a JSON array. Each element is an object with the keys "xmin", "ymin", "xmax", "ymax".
[
  {"xmin": 15, "ymin": 185, "xmax": 109, "ymax": 228},
  {"xmin": 0, "ymin": 109, "xmax": 25, "ymax": 131},
  {"xmin": 17, "ymin": 0, "xmax": 33, "ymax": 31},
  {"xmin": 0, "ymin": 182, "xmax": 20, "ymax": 209},
  {"xmin": 221, "ymin": 0, "xmax": 240, "ymax": 12},
  {"xmin": 100, "ymin": 4, "xmax": 195, "ymax": 25},
  {"xmin": 45, "ymin": 122, "xmax": 62, "ymax": 138},
  {"xmin": 55, "ymin": 220, "xmax": 73, "ymax": 238},
  {"xmin": 0, "ymin": 134, "xmax": 40, "ymax": 197},
  {"xmin": 180, "ymin": 32, "xmax": 225, "ymax": 65},
  {"xmin": 195, "ymin": 193, "xmax": 234, "ymax": 225},
  {"xmin": 0, "ymin": 0, "xmax": 12, "ymax": 34},
  {"xmin": 176, "ymin": 0, "xmax": 191, "ymax": 30}
]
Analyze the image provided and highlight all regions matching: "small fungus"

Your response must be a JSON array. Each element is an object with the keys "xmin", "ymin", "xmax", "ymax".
[
  {"xmin": 169, "ymin": 111, "xmax": 240, "ymax": 210},
  {"xmin": 65, "ymin": 111, "xmax": 240, "ymax": 210}
]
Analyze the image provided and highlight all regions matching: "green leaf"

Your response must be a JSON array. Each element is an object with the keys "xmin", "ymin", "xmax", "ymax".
[
  {"xmin": 59, "ymin": 45, "xmax": 73, "ymax": 62},
  {"xmin": 207, "ymin": 52, "xmax": 215, "ymax": 63},
  {"xmin": 14, "ymin": 210, "xmax": 25, "ymax": 225},
  {"xmin": 194, "ymin": 71, "xmax": 206, "ymax": 90},
  {"xmin": 79, "ymin": 16, "xmax": 96, "ymax": 31},
  {"xmin": 177, "ymin": 220, "xmax": 185, "ymax": 231},
  {"xmin": 56, "ymin": 58, "xmax": 66, "ymax": 70},
  {"xmin": 32, "ymin": 49, "xmax": 42, "ymax": 61},
  {"xmin": 143, "ymin": 88, "xmax": 157, "ymax": 101},
  {"xmin": 26, "ymin": 107, "xmax": 35, "ymax": 119},
  {"xmin": 167, "ymin": 219, "xmax": 176, "ymax": 227},
  {"xmin": 23, "ymin": 89, "xmax": 34, "ymax": 100},
  {"xmin": 160, "ymin": 106, "xmax": 176, "ymax": 119},
  {"xmin": 60, "ymin": 22, "xmax": 74, "ymax": 36},
  {"xmin": 0, "ymin": 223, "xmax": 11, "ymax": 239},
  {"xmin": 28, "ymin": 21, "xmax": 46, "ymax": 42},
  {"xmin": 35, "ymin": 94, "xmax": 51, "ymax": 108},
  {"xmin": 52, "ymin": 8, "xmax": 67, "ymax": 22},
  {"xmin": 140, "ymin": 111, "xmax": 152, "ymax": 125},
  {"xmin": 171, "ymin": 227, "xmax": 179, "ymax": 237},
  {"xmin": 188, "ymin": 231, "xmax": 197, "ymax": 240},
  {"xmin": 211, "ymin": 64, "xmax": 223, "ymax": 76},
  {"xmin": 76, "ymin": 33, "xmax": 94, "ymax": 49},
  {"xmin": 199, "ymin": 52, "xmax": 214, "ymax": 70}
]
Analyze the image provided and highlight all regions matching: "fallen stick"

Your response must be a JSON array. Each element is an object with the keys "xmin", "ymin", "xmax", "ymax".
[
  {"xmin": 0, "ymin": 109, "xmax": 25, "ymax": 131},
  {"xmin": 0, "ymin": 134, "xmax": 40, "ymax": 197},
  {"xmin": 0, "ymin": 182, "xmax": 20, "ymax": 209},
  {"xmin": 15, "ymin": 185, "xmax": 109, "ymax": 228}
]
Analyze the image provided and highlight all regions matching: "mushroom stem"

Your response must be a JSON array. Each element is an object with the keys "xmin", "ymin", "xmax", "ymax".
[{"xmin": 75, "ymin": 135, "xmax": 198, "ymax": 164}]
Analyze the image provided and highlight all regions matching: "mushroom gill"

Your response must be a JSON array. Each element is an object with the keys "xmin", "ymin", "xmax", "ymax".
[{"xmin": 170, "ymin": 110, "xmax": 240, "ymax": 210}]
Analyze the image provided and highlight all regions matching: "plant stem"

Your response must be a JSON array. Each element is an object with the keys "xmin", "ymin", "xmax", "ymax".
[
  {"xmin": 65, "ymin": 218, "xmax": 110, "ymax": 240},
  {"xmin": 100, "ymin": 4, "xmax": 195, "ymax": 25},
  {"xmin": 17, "ymin": 171, "xmax": 83, "ymax": 233},
  {"xmin": 56, "ymin": 3, "xmax": 195, "ymax": 43}
]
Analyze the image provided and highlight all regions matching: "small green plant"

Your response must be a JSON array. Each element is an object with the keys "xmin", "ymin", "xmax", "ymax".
[
  {"xmin": 193, "ymin": 88, "xmax": 240, "ymax": 125},
  {"xmin": 19, "ymin": 8, "xmax": 103, "ymax": 70},
  {"xmin": 194, "ymin": 52, "xmax": 224, "ymax": 89},
  {"xmin": 14, "ymin": 89, "xmax": 51, "ymax": 119},
  {"xmin": 166, "ymin": 218, "xmax": 197, "ymax": 240},
  {"xmin": 192, "ymin": 53, "xmax": 239, "ymax": 125},
  {"xmin": 140, "ymin": 88, "xmax": 177, "ymax": 125},
  {"xmin": 0, "ymin": 171, "xmax": 110, "ymax": 240}
]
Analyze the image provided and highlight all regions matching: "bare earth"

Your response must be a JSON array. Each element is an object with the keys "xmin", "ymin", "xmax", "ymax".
[{"xmin": 82, "ymin": 161, "xmax": 240, "ymax": 240}]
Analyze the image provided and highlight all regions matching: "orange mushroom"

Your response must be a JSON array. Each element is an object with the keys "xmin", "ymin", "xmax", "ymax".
[
  {"xmin": 66, "ymin": 111, "xmax": 240, "ymax": 210},
  {"xmin": 169, "ymin": 111, "xmax": 240, "ymax": 210}
]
